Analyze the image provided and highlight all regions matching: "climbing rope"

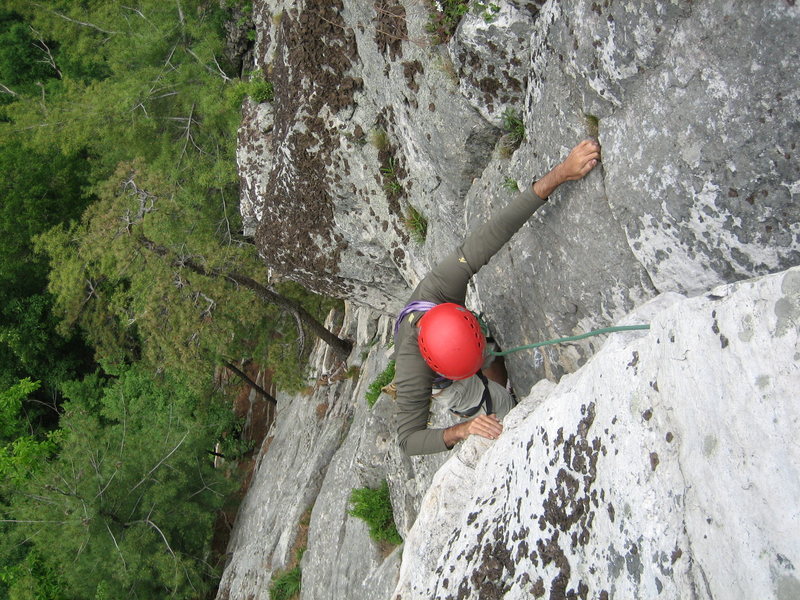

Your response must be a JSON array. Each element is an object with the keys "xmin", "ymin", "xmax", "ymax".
[{"xmin": 490, "ymin": 324, "xmax": 651, "ymax": 357}]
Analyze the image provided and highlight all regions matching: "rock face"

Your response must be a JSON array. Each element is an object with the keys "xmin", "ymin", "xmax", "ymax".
[
  {"xmin": 393, "ymin": 267, "xmax": 800, "ymax": 600},
  {"xmin": 215, "ymin": 305, "xmax": 457, "ymax": 600},
  {"xmin": 223, "ymin": 1, "xmax": 799, "ymax": 599},
  {"xmin": 214, "ymin": 311, "xmax": 358, "ymax": 600},
  {"xmin": 239, "ymin": 0, "xmax": 798, "ymax": 392}
]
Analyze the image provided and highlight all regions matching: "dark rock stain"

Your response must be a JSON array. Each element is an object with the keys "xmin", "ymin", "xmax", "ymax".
[
  {"xmin": 254, "ymin": 1, "xmax": 362, "ymax": 295},
  {"xmin": 650, "ymin": 452, "xmax": 660, "ymax": 471},
  {"xmin": 373, "ymin": 1, "xmax": 406, "ymax": 60}
]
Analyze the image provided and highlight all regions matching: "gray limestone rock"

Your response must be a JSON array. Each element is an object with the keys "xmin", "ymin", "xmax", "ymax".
[
  {"xmin": 394, "ymin": 267, "xmax": 800, "ymax": 600},
  {"xmin": 601, "ymin": 1, "xmax": 800, "ymax": 294},
  {"xmin": 237, "ymin": 98, "xmax": 274, "ymax": 237},
  {"xmin": 450, "ymin": 4, "xmax": 533, "ymax": 126},
  {"xmin": 238, "ymin": 0, "xmax": 798, "ymax": 388},
  {"xmin": 224, "ymin": 1, "xmax": 800, "ymax": 598},
  {"xmin": 216, "ymin": 307, "xmax": 451, "ymax": 600}
]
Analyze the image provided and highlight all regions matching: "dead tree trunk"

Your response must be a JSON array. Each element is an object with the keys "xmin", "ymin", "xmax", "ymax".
[
  {"xmin": 224, "ymin": 361, "xmax": 278, "ymax": 405},
  {"xmin": 136, "ymin": 234, "xmax": 352, "ymax": 359}
]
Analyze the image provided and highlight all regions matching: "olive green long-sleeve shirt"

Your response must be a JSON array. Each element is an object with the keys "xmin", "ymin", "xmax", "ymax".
[{"xmin": 394, "ymin": 187, "xmax": 546, "ymax": 455}]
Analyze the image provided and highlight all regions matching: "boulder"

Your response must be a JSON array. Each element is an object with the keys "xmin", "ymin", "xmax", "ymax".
[{"xmin": 393, "ymin": 266, "xmax": 800, "ymax": 600}]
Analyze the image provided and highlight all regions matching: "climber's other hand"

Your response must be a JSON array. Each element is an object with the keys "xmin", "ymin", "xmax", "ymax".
[{"xmin": 558, "ymin": 140, "xmax": 601, "ymax": 182}]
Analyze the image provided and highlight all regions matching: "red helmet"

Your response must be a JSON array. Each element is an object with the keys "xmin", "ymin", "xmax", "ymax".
[{"xmin": 417, "ymin": 303, "xmax": 486, "ymax": 380}]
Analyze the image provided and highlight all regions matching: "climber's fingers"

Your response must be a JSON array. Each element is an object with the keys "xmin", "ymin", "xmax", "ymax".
[
  {"xmin": 561, "ymin": 140, "xmax": 601, "ymax": 181},
  {"xmin": 465, "ymin": 413, "xmax": 503, "ymax": 440}
]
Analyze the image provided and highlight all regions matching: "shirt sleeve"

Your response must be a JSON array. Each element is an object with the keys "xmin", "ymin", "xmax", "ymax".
[
  {"xmin": 395, "ymin": 187, "xmax": 546, "ymax": 456},
  {"xmin": 413, "ymin": 187, "xmax": 546, "ymax": 305}
]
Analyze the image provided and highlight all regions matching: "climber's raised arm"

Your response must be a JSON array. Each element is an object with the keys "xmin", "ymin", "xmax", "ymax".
[{"xmin": 394, "ymin": 140, "xmax": 601, "ymax": 456}]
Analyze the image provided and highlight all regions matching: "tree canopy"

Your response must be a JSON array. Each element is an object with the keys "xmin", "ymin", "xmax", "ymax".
[{"xmin": 0, "ymin": 2, "xmax": 342, "ymax": 597}]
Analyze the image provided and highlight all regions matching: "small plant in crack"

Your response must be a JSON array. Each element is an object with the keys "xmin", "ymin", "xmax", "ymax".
[
  {"xmin": 381, "ymin": 157, "xmax": 403, "ymax": 196},
  {"xmin": 473, "ymin": 1, "xmax": 501, "ymax": 23},
  {"xmin": 502, "ymin": 177, "xmax": 519, "ymax": 193},
  {"xmin": 369, "ymin": 128, "xmax": 390, "ymax": 151},
  {"xmin": 404, "ymin": 204, "xmax": 428, "ymax": 244},
  {"xmin": 502, "ymin": 107, "xmax": 525, "ymax": 144},
  {"xmin": 585, "ymin": 113, "xmax": 600, "ymax": 139},
  {"xmin": 426, "ymin": 0, "xmax": 470, "ymax": 44},
  {"xmin": 497, "ymin": 107, "xmax": 525, "ymax": 158}
]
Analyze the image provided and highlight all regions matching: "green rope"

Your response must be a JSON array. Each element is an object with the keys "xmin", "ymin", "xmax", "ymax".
[{"xmin": 491, "ymin": 324, "xmax": 651, "ymax": 357}]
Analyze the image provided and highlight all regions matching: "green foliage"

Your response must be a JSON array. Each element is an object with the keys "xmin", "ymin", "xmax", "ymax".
[
  {"xmin": 1, "ymin": 1, "xmax": 239, "ymax": 182},
  {"xmin": 4, "ymin": 367, "xmax": 237, "ymax": 599},
  {"xmin": 0, "ymin": 547, "xmax": 66, "ymax": 600},
  {"xmin": 502, "ymin": 177, "xmax": 519, "ymax": 193},
  {"xmin": 348, "ymin": 481, "xmax": 402, "ymax": 545},
  {"xmin": 269, "ymin": 565, "xmax": 301, "ymax": 600},
  {"xmin": 0, "ymin": 11, "xmax": 58, "ymax": 97},
  {"xmin": 35, "ymin": 160, "xmax": 331, "ymax": 391},
  {"xmin": 249, "ymin": 78, "xmax": 274, "ymax": 103},
  {"xmin": 233, "ymin": 75, "xmax": 274, "ymax": 104},
  {"xmin": 365, "ymin": 360, "xmax": 395, "ymax": 407},
  {"xmin": 0, "ymin": 137, "xmax": 96, "ymax": 398},
  {"xmin": 501, "ymin": 107, "xmax": 525, "ymax": 145},
  {"xmin": 0, "ymin": 378, "xmax": 59, "ymax": 487},
  {"xmin": 0, "ymin": 3, "xmax": 335, "ymax": 598},
  {"xmin": 404, "ymin": 205, "xmax": 428, "ymax": 244},
  {"xmin": 0, "ymin": 378, "xmax": 39, "ymax": 438},
  {"xmin": 218, "ymin": 417, "xmax": 255, "ymax": 459},
  {"xmin": 426, "ymin": 0, "xmax": 470, "ymax": 43}
]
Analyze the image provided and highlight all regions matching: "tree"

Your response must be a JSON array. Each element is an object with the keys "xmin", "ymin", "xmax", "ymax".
[
  {"xmin": 6, "ymin": 368, "xmax": 236, "ymax": 599},
  {"xmin": 0, "ymin": 139, "xmax": 96, "ymax": 403},
  {"xmin": 36, "ymin": 161, "xmax": 349, "ymax": 392},
  {"xmin": 0, "ymin": 378, "xmax": 64, "ymax": 600}
]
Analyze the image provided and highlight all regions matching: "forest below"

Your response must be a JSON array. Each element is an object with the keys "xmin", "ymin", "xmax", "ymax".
[{"xmin": 0, "ymin": 2, "xmax": 340, "ymax": 598}]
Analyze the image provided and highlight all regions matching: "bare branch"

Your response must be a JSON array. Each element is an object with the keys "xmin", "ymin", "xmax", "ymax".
[
  {"xmin": 211, "ymin": 54, "xmax": 231, "ymax": 81},
  {"xmin": 143, "ymin": 519, "xmax": 176, "ymax": 557},
  {"xmin": 187, "ymin": 456, "xmax": 224, "ymax": 499},
  {"xmin": 173, "ymin": 272, "xmax": 188, "ymax": 289},
  {"xmin": 176, "ymin": 0, "xmax": 185, "ymax": 28},
  {"xmin": 180, "ymin": 103, "xmax": 196, "ymax": 159},
  {"xmin": 185, "ymin": 47, "xmax": 231, "ymax": 81},
  {"xmin": 129, "ymin": 431, "xmax": 189, "ymax": 493},
  {"xmin": 95, "ymin": 469, "xmax": 118, "ymax": 500},
  {"xmin": 150, "ymin": 90, "xmax": 179, "ymax": 100},
  {"xmin": 105, "ymin": 522, "xmax": 128, "ymax": 570},
  {"xmin": 121, "ymin": 5, "xmax": 150, "ymax": 23},
  {"xmin": 0, "ymin": 83, "xmax": 18, "ymax": 96},
  {"xmin": 35, "ymin": 81, "xmax": 46, "ymax": 109},
  {"xmin": 291, "ymin": 310, "xmax": 306, "ymax": 357},
  {"xmin": 0, "ymin": 519, "xmax": 71, "ymax": 524},
  {"xmin": 193, "ymin": 291, "xmax": 216, "ymax": 319},
  {"xmin": 30, "ymin": 26, "xmax": 62, "ymax": 78},
  {"xmin": 216, "ymin": 189, "xmax": 233, "ymax": 244},
  {"xmin": 22, "ymin": 396, "xmax": 61, "ymax": 415},
  {"xmin": 120, "ymin": 175, "xmax": 157, "ymax": 232}
]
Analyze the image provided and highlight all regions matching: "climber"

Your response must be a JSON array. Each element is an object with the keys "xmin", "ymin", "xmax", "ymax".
[{"xmin": 394, "ymin": 139, "xmax": 601, "ymax": 456}]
